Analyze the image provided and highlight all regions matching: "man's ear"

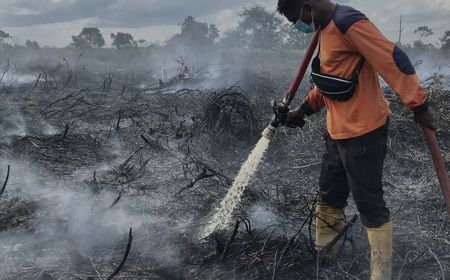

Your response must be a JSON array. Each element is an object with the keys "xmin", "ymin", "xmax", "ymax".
[{"xmin": 299, "ymin": 2, "xmax": 314, "ymax": 24}]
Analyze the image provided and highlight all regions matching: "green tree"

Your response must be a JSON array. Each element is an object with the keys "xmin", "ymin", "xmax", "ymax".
[
  {"xmin": 167, "ymin": 16, "xmax": 219, "ymax": 47},
  {"xmin": 111, "ymin": 32, "xmax": 136, "ymax": 49},
  {"xmin": 413, "ymin": 26, "xmax": 434, "ymax": 50},
  {"xmin": 25, "ymin": 40, "xmax": 40, "ymax": 48},
  {"xmin": 208, "ymin": 24, "xmax": 220, "ymax": 43},
  {"xmin": 240, "ymin": 5, "xmax": 283, "ymax": 50},
  {"xmin": 220, "ymin": 5, "xmax": 283, "ymax": 50},
  {"xmin": 181, "ymin": 16, "xmax": 209, "ymax": 44},
  {"xmin": 414, "ymin": 26, "xmax": 434, "ymax": 38},
  {"xmin": 0, "ymin": 30, "xmax": 10, "ymax": 39},
  {"xmin": 71, "ymin": 27, "xmax": 105, "ymax": 48},
  {"xmin": 0, "ymin": 29, "xmax": 11, "ymax": 46},
  {"xmin": 440, "ymin": 30, "xmax": 450, "ymax": 51}
]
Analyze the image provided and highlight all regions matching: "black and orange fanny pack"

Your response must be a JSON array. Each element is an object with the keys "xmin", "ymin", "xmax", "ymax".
[{"xmin": 311, "ymin": 56, "xmax": 365, "ymax": 101}]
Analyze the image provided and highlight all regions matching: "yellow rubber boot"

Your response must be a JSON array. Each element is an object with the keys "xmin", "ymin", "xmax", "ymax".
[
  {"xmin": 367, "ymin": 222, "xmax": 393, "ymax": 280},
  {"xmin": 315, "ymin": 204, "xmax": 345, "ymax": 257}
]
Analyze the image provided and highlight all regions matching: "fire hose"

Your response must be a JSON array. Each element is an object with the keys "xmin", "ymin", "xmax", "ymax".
[
  {"xmin": 422, "ymin": 127, "xmax": 450, "ymax": 216},
  {"xmin": 261, "ymin": 29, "xmax": 320, "ymax": 140},
  {"xmin": 262, "ymin": 30, "xmax": 450, "ymax": 217}
]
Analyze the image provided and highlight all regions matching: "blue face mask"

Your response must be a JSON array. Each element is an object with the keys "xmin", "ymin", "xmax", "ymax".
[
  {"xmin": 294, "ymin": 5, "xmax": 315, "ymax": 33},
  {"xmin": 294, "ymin": 20, "xmax": 315, "ymax": 33}
]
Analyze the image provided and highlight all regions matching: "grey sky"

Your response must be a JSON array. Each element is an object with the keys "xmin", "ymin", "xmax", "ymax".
[{"xmin": 0, "ymin": 0, "xmax": 449, "ymax": 47}]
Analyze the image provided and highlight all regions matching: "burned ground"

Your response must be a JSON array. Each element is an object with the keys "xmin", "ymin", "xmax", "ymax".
[{"xmin": 0, "ymin": 48, "xmax": 449, "ymax": 280}]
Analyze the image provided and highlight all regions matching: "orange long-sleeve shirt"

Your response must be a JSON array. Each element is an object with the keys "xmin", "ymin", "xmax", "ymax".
[{"xmin": 304, "ymin": 4, "xmax": 427, "ymax": 140}]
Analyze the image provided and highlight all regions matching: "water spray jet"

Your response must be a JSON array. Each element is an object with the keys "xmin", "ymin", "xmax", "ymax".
[{"xmin": 201, "ymin": 31, "xmax": 321, "ymax": 238}]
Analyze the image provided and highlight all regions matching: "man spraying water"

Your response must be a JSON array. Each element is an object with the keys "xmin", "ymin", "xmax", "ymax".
[
  {"xmin": 274, "ymin": 1, "xmax": 439, "ymax": 279},
  {"xmin": 203, "ymin": 1, "xmax": 450, "ymax": 280}
]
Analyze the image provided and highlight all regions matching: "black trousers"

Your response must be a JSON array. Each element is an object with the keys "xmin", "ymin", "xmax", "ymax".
[{"xmin": 319, "ymin": 119, "xmax": 390, "ymax": 228}]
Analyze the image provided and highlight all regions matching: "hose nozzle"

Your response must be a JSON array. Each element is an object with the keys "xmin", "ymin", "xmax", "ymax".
[
  {"xmin": 261, "ymin": 123, "xmax": 277, "ymax": 140},
  {"xmin": 261, "ymin": 99, "xmax": 288, "ymax": 140}
]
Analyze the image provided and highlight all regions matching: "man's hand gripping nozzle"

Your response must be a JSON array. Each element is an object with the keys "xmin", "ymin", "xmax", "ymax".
[{"xmin": 261, "ymin": 98, "xmax": 305, "ymax": 140}]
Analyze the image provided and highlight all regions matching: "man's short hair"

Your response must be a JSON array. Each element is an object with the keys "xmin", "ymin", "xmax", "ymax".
[{"xmin": 277, "ymin": 0, "xmax": 301, "ymax": 15}]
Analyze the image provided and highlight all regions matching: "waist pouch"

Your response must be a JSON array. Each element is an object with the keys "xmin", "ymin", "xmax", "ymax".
[{"xmin": 311, "ymin": 56, "xmax": 365, "ymax": 101}]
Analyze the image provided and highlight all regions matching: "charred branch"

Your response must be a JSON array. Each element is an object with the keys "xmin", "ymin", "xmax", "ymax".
[
  {"xmin": 222, "ymin": 220, "xmax": 241, "ymax": 262},
  {"xmin": 214, "ymin": 234, "xmax": 224, "ymax": 256},
  {"xmin": 0, "ymin": 59, "xmax": 10, "ymax": 83},
  {"xmin": 110, "ymin": 188, "xmax": 123, "ymax": 208},
  {"xmin": 118, "ymin": 148, "xmax": 143, "ymax": 172},
  {"xmin": 42, "ymin": 88, "xmax": 88, "ymax": 114},
  {"xmin": 116, "ymin": 110, "xmax": 122, "ymax": 131},
  {"xmin": 140, "ymin": 134, "xmax": 164, "ymax": 150},
  {"xmin": 62, "ymin": 57, "xmax": 73, "ymax": 87},
  {"xmin": 49, "ymin": 121, "xmax": 74, "ymax": 141},
  {"xmin": 102, "ymin": 73, "xmax": 113, "ymax": 92},
  {"xmin": 277, "ymin": 198, "xmax": 316, "ymax": 265},
  {"xmin": 188, "ymin": 155, "xmax": 231, "ymax": 182},
  {"xmin": 177, "ymin": 155, "xmax": 232, "ymax": 196},
  {"xmin": 322, "ymin": 215, "xmax": 359, "ymax": 253},
  {"xmin": 106, "ymin": 228, "xmax": 133, "ymax": 280},
  {"xmin": 33, "ymin": 73, "xmax": 42, "ymax": 89},
  {"xmin": 114, "ymin": 145, "xmax": 151, "ymax": 184},
  {"xmin": 0, "ymin": 165, "xmax": 10, "ymax": 196},
  {"xmin": 242, "ymin": 219, "xmax": 254, "ymax": 238},
  {"xmin": 176, "ymin": 168, "xmax": 215, "ymax": 195},
  {"xmin": 90, "ymin": 171, "xmax": 100, "ymax": 194},
  {"xmin": 175, "ymin": 120, "xmax": 186, "ymax": 138},
  {"xmin": 60, "ymin": 122, "xmax": 72, "ymax": 140}
]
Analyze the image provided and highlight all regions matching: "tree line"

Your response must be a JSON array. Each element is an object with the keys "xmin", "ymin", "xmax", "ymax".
[
  {"xmin": 0, "ymin": 5, "xmax": 449, "ymax": 51},
  {"xmin": 410, "ymin": 25, "xmax": 450, "ymax": 50},
  {"xmin": 65, "ymin": 5, "xmax": 310, "ymax": 50}
]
